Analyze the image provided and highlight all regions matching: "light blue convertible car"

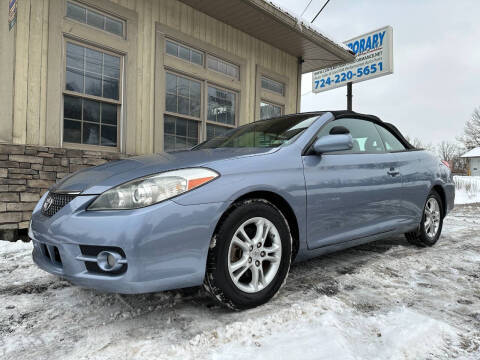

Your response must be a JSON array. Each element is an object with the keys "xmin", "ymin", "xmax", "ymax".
[{"xmin": 30, "ymin": 111, "xmax": 455, "ymax": 309}]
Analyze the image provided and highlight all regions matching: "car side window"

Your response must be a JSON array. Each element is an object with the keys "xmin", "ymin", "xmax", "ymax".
[
  {"xmin": 316, "ymin": 118, "xmax": 385, "ymax": 153},
  {"xmin": 375, "ymin": 125, "xmax": 406, "ymax": 152}
]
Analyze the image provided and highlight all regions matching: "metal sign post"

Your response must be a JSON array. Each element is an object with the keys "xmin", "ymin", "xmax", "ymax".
[{"xmin": 347, "ymin": 82, "xmax": 352, "ymax": 110}]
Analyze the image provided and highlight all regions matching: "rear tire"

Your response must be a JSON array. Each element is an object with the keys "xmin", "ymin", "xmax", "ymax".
[
  {"xmin": 204, "ymin": 199, "xmax": 292, "ymax": 310},
  {"xmin": 405, "ymin": 190, "xmax": 443, "ymax": 247}
]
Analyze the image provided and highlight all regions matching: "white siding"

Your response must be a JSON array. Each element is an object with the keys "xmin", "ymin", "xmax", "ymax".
[{"xmin": 471, "ymin": 158, "xmax": 480, "ymax": 176}]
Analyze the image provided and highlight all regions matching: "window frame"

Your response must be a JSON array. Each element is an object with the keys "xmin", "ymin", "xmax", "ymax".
[
  {"xmin": 260, "ymin": 75, "xmax": 285, "ymax": 96},
  {"xmin": 375, "ymin": 124, "xmax": 408, "ymax": 153},
  {"xmin": 164, "ymin": 70, "xmax": 203, "ymax": 122},
  {"xmin": 163, "ymin": 114, "xmax": 201, "ymax": 152},
  {"xmin": 163, "ymin": 70, "xmax": 203, "ymax": 152},
  {"xmin": 164, "ymin": 38, "xmax": 242, "ymax": 82},
  {"xmin": 61, "ymin": 38, "xmax": 123, "ymax": 151},
  {"xmin": 65, "ymin": 1, "xmax": 126, "ymax": 39},
  {"xmin": 162, "ymin": 69, "xmax": 240, "ymax": 151},
  {"xmin": 165, "ymin": 38, "xmax": 205, "ymax": 68},
  {"xmin": 255, "ymin": 65, "xmax": 289, "ymax": 121},
  {"xmin": 206, "ymin": 54, "xmax": 240, "ymax": 80},
  {"xmin": 206, "ymin": 83, "xmax": 238, "ymax": 130},
  {"xmin": 155, "ymin": 23, "xmax": 247, "ymax": 153},
  {"xmin": 46, "ymin": 0, "xmax": 137, "ymax": 153},
  {"xmin": 307, "ymin": 117, "xmax": 388, "ymax": 155},
  {"xmin": 259, "ymin": 100, "xmax": 284, "ymax": 120}
]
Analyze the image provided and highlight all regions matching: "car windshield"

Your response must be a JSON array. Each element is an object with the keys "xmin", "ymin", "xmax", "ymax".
[{"xmin": 195, "ymin": 115, "xmax": 321, "ymax": 149}]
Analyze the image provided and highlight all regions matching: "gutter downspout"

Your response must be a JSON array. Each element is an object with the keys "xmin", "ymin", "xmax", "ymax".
[{"xmin": 296, "ymin": 57, "xmax": 304, "ymax": 113}]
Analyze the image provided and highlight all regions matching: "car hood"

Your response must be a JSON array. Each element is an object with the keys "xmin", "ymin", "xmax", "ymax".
[{"xmin": 51, "ymin": 148, "xmax": 275, "ymax": 194}]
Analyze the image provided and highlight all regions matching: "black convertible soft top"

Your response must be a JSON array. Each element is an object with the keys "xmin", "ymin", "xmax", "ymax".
[
  {"xmin": 291, "ymin": 110, "xmax": 415, "ymax": 150},
  {"xmin": 330, "ymin": 110, "xmax": 415, "ymax": 150}
]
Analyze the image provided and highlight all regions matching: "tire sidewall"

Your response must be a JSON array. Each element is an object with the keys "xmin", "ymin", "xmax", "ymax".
[
  {"xmin": 211, "ymin": 200, "xmax": 292, "ymax": 309},
  {"xmin": 419, "ymin": 191, "xmax": 443, "ymax": 245}
]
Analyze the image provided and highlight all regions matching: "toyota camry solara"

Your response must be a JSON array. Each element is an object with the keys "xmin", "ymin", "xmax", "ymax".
[{"xmin": 29, "ymin": 111, "xmax": 455, "ymax": 309}]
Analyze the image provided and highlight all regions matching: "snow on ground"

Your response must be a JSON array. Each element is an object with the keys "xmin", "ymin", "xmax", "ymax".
[
  {"xmin": 1, "ymin": 205, "xmax": 480, "ymax": 360},
  {"xmin": 454, "ymin": 176, "xmax": 480, "ymax": 204}
]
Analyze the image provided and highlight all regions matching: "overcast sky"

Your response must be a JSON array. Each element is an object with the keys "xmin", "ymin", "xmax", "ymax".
[{"xmin": 273, "ymin": 0, "xmax": 480, "ymax": 146}]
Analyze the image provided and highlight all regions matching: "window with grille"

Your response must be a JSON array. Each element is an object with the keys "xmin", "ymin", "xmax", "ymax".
[
  {"xmin": 164, "ymin": 115, "xmax": 199, "ymax": 151},
  {"xmin": 206, "ymin": 123, "xmax": 231, "ymax": 140},
  {"xmin": 261, "ymin": 76, "xmax": 285, "ymax": 96},
  {"xmin": 207, "ymin": 86, "xmax": 236, "ymax": 140},
  {"xmin": 162, "ymin": 36, "xmax": 242, "ymax": 151},
  {"xmin": 165, "ymin": 39, "xmax": 204, "ymax": 66},
  {"xmin": 164, "ymin": 72, "xmax": 201, "ymax": 151},
  {"xmin": 63, "ymin": 41, "xmax": 121, "ymax": 147},
  {"xmin": 207, "ymin": 55, "xmax": 239, "ymax": 80},
  {"xmin": 66, "ymin": 1, "xmax": 124, "ymax": 38},
  {"xmin": 260, "ymin": 101, "xmax": 283, "ymax": 120},
  {"xmin": 163, "ymin": 73, "xmax": 238, "ymax": 150}
]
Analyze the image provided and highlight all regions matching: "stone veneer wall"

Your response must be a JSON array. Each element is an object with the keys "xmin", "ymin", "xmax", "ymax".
[{"xmin": 0, "ymin": 144, "xmax": 126, "ymax": 240}]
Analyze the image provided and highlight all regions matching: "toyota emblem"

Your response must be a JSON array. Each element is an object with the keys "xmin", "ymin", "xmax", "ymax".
[{"xmin": 43, "ymin": 195, "xmax": 53, "ymax": 212}]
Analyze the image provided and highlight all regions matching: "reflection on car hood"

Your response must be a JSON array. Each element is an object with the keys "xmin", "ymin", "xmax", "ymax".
[{"xmin": 51, "ymin": 148, "xmax": 275, "ymax": 194}]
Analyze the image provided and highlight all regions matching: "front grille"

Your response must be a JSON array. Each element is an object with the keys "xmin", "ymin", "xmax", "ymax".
[{"xmin": 41, "ymin": 192, "xmax": 78, "ymax": 217}]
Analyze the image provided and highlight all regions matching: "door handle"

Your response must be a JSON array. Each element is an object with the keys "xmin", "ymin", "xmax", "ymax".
[{"xmin": 387, "ymin": 168, "xmax": 400, "ymax": 177}]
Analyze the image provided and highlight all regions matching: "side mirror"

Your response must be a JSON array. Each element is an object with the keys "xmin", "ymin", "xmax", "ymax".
[{"xmin": 312, "ymin": 134, "xmax": 353, "ymax": 154}]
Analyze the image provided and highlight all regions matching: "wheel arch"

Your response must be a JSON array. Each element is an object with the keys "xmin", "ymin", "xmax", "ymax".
[
  {"xmin": 213, "ymin": 191, "xmax": 300, "ymax": 261},
  {"xmin": 431, "ymin": 184, "xmax": 447, "ymax": 218}
]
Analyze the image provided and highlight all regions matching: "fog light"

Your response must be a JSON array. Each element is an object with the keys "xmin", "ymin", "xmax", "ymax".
[
  {"xmin": 107, "ymin": 254, "xmax": 116, "ymax": 268},
  {"xmin": 97, "ymin": 251, "xmax": 124, "ymax": 272}
]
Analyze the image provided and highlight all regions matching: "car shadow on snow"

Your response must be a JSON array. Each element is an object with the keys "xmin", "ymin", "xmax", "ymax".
[{"xmin": 67, "ymin": 234, "xmax": 415, "ymax": 315}]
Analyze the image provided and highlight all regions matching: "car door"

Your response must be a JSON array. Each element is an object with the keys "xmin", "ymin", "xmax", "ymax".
[
  {"xmin": 375, "ymin": 124, "xmax": 430, "ymax": 225},
  {"xmin": 302, "ymin": 118, "xmax": 404, "ymax": 250}
]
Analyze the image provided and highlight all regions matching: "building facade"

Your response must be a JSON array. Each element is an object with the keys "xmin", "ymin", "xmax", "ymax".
[
  {"xmin": 0, "ymin": 0, "xmax": 353, "ymax": 237},
  {"xmin": 461, "ymin": 147, "xmax": 480, "ymax": 176}
]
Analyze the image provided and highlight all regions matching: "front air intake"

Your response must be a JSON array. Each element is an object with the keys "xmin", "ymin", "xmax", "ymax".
[{"xmin": 79, "ymin": 245, "xmax": 128, "ymax": 276}]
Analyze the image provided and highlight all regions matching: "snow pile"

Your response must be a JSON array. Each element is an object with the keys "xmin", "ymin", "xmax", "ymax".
[
  {"xmin": 454, "ymin": 176, "xmax": 480, "ymax": 204},
  {"xmin": 152, "ymin": 298, "xmax": 458, "ymax": 360}
]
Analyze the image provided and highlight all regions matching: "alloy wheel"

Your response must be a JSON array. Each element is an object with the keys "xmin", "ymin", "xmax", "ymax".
[
  {"xmin": 424, "ymin": 197, "xmax": 441, "ymax": 238},
  {"xmin": 227, "ymin": 217, "xmax": 282, "ymax": 293}
]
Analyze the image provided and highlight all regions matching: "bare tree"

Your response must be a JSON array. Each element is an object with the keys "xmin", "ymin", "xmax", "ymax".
[
  {"xmin": 453, "ymin": 155, "xmax": 468, "ymax": 174},
  {"xmin": 437, "ymin": 141, "xmax": 458, "ymax": 162},
  {"xmin": 459, "ymin": 107, "xmax": 480, "ymax": 150},
  {"xmin": 406, "ymin": 137, "xmax": 469, "ymax": 174},
  {"xmin": 405, "ymin": 136, "xmax": 435, "ymax": 152},
  {"xmin": 436, "ymin": 141, "xmax": 468, "ymax": 174}
]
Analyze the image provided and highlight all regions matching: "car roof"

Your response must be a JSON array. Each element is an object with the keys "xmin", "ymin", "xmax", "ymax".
[{"xmin": 290, "ymin": 110, "xmax": 415, "ymax": 150}]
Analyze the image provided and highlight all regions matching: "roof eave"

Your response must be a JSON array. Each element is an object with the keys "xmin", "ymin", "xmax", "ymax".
[
  {"xmin": 247, "ymin": 0, "xmax": 355, "ymax": 71},
  {"xmin": 175, "ymin": 0, "xmax": 355, "ymax": 73}
]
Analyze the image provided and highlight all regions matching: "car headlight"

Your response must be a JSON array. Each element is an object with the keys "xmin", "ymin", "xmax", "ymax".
[{"xmin": 88, "ymin": 168, "xmax": 219, "ymax": 210}]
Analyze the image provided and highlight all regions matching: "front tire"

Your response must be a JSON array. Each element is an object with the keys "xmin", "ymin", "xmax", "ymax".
[
  {"xmin": 405, "ymin": 190, "xmax": 443, "ymax": 247},
  {"xmin": 204, "ymin": 199, "xmax": 292, "ymax": 310}
]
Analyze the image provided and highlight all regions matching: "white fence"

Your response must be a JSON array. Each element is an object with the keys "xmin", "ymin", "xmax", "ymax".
[{"xmin": 453, "ymin": 176, "xmax": 480, "ymax": 204}]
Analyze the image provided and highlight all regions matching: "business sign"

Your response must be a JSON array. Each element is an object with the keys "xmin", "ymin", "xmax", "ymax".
[
  {"xmin": 312, "ymin": 26, "xmax": 393, "ymax": 93},
  {"xmin": 8, "ymin": 0, "xmax": 17, "ymax": 31}
]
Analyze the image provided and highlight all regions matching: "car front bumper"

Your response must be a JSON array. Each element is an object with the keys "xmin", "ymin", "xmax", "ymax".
[{"xmin": 30, "ymin": 192, "xmax": 227, "ymax": 294}]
